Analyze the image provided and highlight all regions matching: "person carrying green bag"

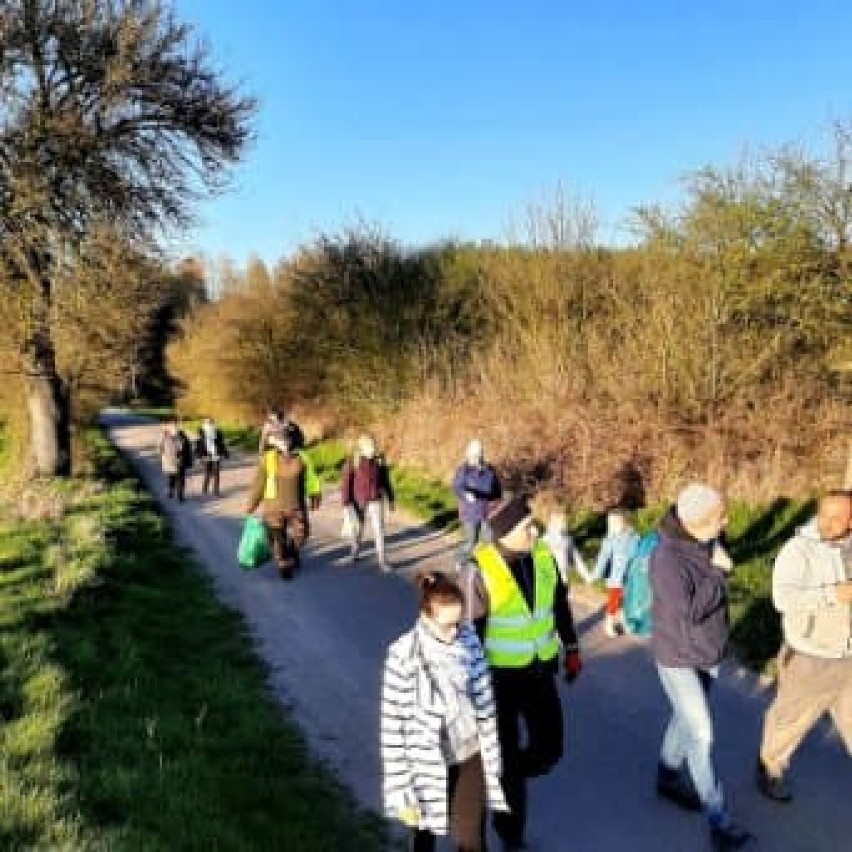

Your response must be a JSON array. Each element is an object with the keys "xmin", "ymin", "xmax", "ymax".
[{"xmin": 243, "ymin": 429, "xmax": 321, "ymax": 580}]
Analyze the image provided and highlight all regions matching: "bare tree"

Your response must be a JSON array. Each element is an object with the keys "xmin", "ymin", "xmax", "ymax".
[{"xmin": 0, "ymin": 0, "xmax": 255, "ymax": 475}]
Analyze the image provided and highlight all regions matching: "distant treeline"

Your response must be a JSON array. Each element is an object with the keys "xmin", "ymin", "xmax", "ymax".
[{"xmin": 170, "ymin": 125, "xmax": 851, "ymax": 505}]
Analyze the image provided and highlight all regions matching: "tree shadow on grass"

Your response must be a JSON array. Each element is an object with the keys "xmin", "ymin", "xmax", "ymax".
[{"xmin": 726, "ymin": 496, "xmax": 815, "ymax": 565}]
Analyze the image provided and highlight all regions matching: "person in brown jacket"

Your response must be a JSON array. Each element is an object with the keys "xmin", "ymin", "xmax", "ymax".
[{"xmin": 244, "ymin": 432, "xmax": 321, "ymax": 580}]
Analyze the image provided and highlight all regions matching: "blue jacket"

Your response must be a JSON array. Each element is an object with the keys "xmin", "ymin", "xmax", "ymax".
[
  {"xmin": 452, "ymin": 463, "xmax": 501, "ymax": 524},
  {"xmin": 589, "ymin": 529, "xmax": 640, "ymax": 588},
  {"xmin": 649, "ymin": 509, "xmax": 729, "ymax": 669}
]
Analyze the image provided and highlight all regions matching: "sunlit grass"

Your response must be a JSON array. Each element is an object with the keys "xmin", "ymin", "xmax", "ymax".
[{"xmin": 0, "ymin": 429, "xmax": 390, "ymax": 850}]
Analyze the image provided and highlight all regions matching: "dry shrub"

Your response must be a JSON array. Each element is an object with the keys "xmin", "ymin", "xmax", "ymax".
[{"xmin": 381, "ymin": 363, "xmax": 849, "ymax": 508}]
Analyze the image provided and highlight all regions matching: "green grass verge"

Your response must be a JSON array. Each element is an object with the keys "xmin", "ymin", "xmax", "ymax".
[{"xmin": 0, "ymin": 429, "xmax": 389, "ymax": 851}]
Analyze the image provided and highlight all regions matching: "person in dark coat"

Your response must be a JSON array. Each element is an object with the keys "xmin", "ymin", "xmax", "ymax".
[
  {"xmin": 194, "ymin": 417, "xmax": 229, "ymax": 497},
  {"xmin": 453, "ymin": 439, "xmax": 502, "ymax": 563},
  {"xmin": 650, "ymin": 483, "xmax": 752, "ymax": 851}
]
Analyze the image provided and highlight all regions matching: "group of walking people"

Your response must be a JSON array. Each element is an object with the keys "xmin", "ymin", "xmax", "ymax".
[
  {"xmin": 158, "ymin": 416, "xmax": 229, "ymax": 501},
  {"xmin": 160, "ymin": 413, "xmax": 851, "ymax": 850},
  {"xmin": 381, "ymin": 463, "xmax": 852, "ymax": 852}
]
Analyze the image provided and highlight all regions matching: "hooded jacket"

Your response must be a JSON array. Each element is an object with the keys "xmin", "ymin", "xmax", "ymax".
[
  {"xmin": 649, "ymin": 508, "xmax": 729, "ymax": 669},
  {"xmin": 773, "ymin": 519, "xmax": 852, "ymax": 659}
]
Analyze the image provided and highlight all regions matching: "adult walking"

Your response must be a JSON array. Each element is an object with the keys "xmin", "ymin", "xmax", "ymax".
[
  {"xmin": 195, "ymin": 416, "xmax": 229, "ymax": 497},
  {"xmin": 650, "ymin": 483, "xmax": 752, "ymax": 851},
  {"xmin": 158, "ymin": 418, "xmax": 192, "ymax": 501},
  {"xmin": 258, "ymin": 408, "xmax": 305, "ymax": 454},
  {"xmin": 464, "ymin": 496, "xmax": 581, "ymax": 852},
  {"xmin": 341, "ymin": 435, "xmax": 395, "ymax": 570},
  {"xmin": 756, "ymin": 490, "xmax": 852, "ymax": 802},
  {"xmin": 381, "ymin": 571, "xmax": 507, "ymax": 852},
  {"xmin": 244, "ymin": 431, "xmax": 321, "ymax": 580},
  {"xmin": 453, "ymin": 440, "xmax": 502, "ymax": 563}
]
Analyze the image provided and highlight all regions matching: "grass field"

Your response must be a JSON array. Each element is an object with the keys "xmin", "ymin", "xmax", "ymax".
[{"xmin": 0, "ymin": 429, "xmax": 390, "ymax": 851}]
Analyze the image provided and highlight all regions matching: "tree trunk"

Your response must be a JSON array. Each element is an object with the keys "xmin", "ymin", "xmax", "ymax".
[
  {"xmin": 25, "ymin": 353, "xmax": 71, "ymax": 478},
  {"xmin": 23, "ymin": 260, "xmax": 72, "ymax": 477}
]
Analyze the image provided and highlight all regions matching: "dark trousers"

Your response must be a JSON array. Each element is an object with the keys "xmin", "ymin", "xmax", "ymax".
[
  {"xmin": 491, "ymin": 666, "xmax": 563, "ymax": 847},
  {"xmin": 166, "ymin": 469, "xmax": 186, "ymax": 501},
  {"xmin": 263, "ymin": 508, "xmax": 309, "ymax": 578},
  {"xmin": 410, "ymin": 753, "xmax": 487, "ymax": 852},
  {"xmin": 202, "ymin": 459, "xmax": 221, "ymax": 495}
]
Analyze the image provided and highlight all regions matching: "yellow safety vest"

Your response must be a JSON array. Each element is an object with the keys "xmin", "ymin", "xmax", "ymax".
[
  {"xmin": 474, "ymin": 541, "xmax": 560, "ymax": 669},
  {"xmin": 262, "ymin": 450, "xmax": 321, "ymax": 500}
]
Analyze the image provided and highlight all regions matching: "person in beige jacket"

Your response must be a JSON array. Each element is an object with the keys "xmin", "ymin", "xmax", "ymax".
[{"xmin": 757, "ymin": 491, "xmax": 852, "ymax": 802}]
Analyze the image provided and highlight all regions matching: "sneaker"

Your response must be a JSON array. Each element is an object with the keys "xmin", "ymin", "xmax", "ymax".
[
  {"xmin": 755, "ymin": 759, "xmax": 792, "ymax": 803},
  {"xmin": 656, "ymin": 764, "xmax": 702, "ymax": 811},
  {"xmin": 710, "ymin": 822, "xmax": 753, "ymax": 851}
]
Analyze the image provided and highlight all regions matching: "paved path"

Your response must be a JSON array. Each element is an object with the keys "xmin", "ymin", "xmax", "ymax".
[{"xmin": 103, "ymin": 412, "xmax": 850, "ymax": 852}]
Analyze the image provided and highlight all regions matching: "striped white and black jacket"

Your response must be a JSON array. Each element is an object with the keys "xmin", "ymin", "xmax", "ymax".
[{"xmin": 380, "ymin": 622, "xmax": 507, "ymax": 834}]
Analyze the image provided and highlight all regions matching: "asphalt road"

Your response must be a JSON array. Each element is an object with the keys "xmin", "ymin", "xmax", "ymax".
[{"xmin": 102, "ymin": 411, "xmax": 851, "ymax": 852}]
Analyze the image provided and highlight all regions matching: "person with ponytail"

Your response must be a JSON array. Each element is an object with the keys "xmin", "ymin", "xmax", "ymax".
[{"xmin": 380, "ymin": 571, "xmax": 507, "ymax": 852}]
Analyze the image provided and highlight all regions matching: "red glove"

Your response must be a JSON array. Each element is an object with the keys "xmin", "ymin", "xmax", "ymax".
[
  {"xmin": 563, "ymin": 650, "xmax": 582, "ymax": 683},
  {"xmin": 310, "ymin": 495, "xmax": 321, "ymax": 511}
]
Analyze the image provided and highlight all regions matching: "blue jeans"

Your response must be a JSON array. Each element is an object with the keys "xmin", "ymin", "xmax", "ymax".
[
  {"xmin": 458, "ymin": 520, "xmax": 492, "ymax": 562},
  {"xmin": 656, "ymin": 664, "xmax": 725, "ymax": 821}
]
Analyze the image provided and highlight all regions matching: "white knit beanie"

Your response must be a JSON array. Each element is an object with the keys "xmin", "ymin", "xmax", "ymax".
[{"xmin": 676, "ymin": 483, "xmax": 723, "ymax": 525}]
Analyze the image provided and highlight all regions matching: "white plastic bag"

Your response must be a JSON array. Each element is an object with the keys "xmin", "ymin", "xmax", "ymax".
[{"xmin": 341, "ymin": 507, "xmax": 357, "ymax": 541}]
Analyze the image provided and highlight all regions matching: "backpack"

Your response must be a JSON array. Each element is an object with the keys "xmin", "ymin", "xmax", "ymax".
[{"xmin": 622, "ymin": 531, "xmax": 659, "ymax": 637}]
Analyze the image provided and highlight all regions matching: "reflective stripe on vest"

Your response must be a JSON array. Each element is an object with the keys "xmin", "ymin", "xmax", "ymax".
[
  {"xmin": 474, "ymin": 542, "xmax": 560, "ymax": 668},
  {"xmin": 263, "ymin": 450, "xmax": 278, "ymax": 499}
]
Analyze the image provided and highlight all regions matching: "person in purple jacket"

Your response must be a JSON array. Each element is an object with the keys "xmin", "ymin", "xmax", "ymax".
[
  {"xmin": 650, "ymin": 483, "xmax": 753, "ymax": 852},
  {"xmin": 453, "ymin": 439, "xmax": 502, "ymax": 563}
]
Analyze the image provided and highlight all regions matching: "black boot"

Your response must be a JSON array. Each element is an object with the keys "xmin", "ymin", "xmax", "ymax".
[
  {"xmin": 710, "ymin": 821, "xmax": 753, "ymax": 851},
  {"xmin": 755, "ymin": 759, "xmax": 792, "ymax": 803},
  {"xmin": 656, "ymin": 763, "xmax": 701, "ymax": 811}
]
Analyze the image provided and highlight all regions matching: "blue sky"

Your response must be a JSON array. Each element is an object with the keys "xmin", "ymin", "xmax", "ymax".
[{"xmin": 170, "ymin": 0, "xmax": 851, "ymax": 265}]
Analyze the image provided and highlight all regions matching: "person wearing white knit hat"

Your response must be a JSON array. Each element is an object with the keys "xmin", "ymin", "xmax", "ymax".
[{"xmin": 650, "ymin": 482, "xmax": 753, "ymax": 851}]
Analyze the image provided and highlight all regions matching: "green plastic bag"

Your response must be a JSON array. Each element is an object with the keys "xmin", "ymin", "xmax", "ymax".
[{"xmin": 238, "ymin": 516, "xmax": 270, "ymax": 570}]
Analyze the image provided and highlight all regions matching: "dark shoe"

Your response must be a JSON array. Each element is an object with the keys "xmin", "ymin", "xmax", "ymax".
[
  {"xmin": 710, "ymin": 822, "xmax": 753, "ymax": 851},
  {"xmin": 755, "ymin": 759, "xmax": 792, "ymax": 802},
  {"xmin": 656, "ymin": 764, "xmax": 702, "ymax": 811}
]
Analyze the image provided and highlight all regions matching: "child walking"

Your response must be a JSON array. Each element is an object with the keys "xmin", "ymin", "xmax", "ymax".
[{"xmin": 587, "ymin": 509, "xmax": 640, "ymax": 636}]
